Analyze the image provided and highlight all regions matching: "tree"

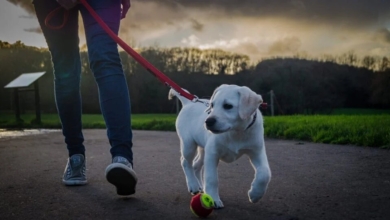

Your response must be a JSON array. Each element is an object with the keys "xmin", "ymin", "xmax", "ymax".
[
  {"xmin": 362, "ymin": 56, "xmax": 376, "ymax": 70},
  {"xmin": 378, "ymin": 56, "xmax": 389, "ymax": 72}
]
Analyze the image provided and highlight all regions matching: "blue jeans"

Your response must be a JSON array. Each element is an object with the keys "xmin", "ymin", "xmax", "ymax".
[{"xmin": 33, "ymin": 0, "xmax": 133, "ymax": 164}]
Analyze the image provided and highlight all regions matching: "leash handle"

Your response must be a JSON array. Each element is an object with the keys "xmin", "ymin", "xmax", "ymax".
[
  {"xmin": 78, "ymin": 0, "xmax": 197, "ymax": 101},
  {"xmin": 44, "ymin": 6, "xmax": 69, "ymax": 30}
]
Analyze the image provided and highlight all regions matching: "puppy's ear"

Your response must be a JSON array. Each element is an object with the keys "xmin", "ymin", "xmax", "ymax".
[{"xmin": 238, "ymin": 86, "xmax": 263, "ymax": 119}]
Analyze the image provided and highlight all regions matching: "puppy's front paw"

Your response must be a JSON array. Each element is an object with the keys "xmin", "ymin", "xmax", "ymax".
[
  {"xmin": 188, "ymin": 183, "xmax": 203, "ymax": 195},
  {"xmin": 207, "ymin": 193, "xmax": 224, "ymax": 208},
  {"xmin": 213, "ymin": 199, "xmax": 224, "ymax": 209},
  {"xmin": 190, "ymin": 189, "xmax": 203, "ymax": 195},
  {"xmin": 248, "ymin": 188, "xmax": 263, "ymax": 203}
]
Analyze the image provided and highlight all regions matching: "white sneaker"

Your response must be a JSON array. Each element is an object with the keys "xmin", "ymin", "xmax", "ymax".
[
  {"xmin": 62, "ymin": 154, "xmax": 87, "ymax": 186},
  {"xmin": 105, "ymin": 156, "xmax": 137, "ymax": 195}
]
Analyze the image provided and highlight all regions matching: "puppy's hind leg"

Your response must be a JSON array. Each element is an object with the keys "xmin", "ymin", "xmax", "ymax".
[
  {"xmin": 180, "ymin": 139, "xmax": 203, "ymax": 195},
  {"xmin": 193, "ymin": 147, "xmax": 205, "ymax": 189}
]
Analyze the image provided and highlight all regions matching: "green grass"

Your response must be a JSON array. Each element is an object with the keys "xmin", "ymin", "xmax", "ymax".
[
  {"xmin": 1, "ymin": 112, "xmax": 389, "ymax": 148},
  {"xmin": 131, "ymin": 114, "xmax": 176, "ymax": 131},
  {"xmin": 0, "ymin": 113, "xmax": 177, "ymax": 131},
  {"xmin": 264, "ymin": 115, "xmax": 390, "ymax": 149},
  {"xmin": 331, "ymin": 108, "xmax": 390, "ymax": 115}
]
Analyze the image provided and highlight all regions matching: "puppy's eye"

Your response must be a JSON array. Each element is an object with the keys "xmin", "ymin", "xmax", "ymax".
[{"xmin": 223, "ymin": 104, "xmax": 233, "ymax": 110}]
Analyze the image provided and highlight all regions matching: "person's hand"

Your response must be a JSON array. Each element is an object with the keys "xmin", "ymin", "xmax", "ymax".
[
  {"xmin": 57, "ymin": 0, "xmax": 79, "ymax": 10},
  {"xmin": 121, "ymin": 0, "xmax": 131, "ymax": 19}
]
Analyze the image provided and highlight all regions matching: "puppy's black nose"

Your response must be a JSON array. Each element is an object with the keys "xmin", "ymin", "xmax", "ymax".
[{"xmin": 205, "ymin": 117, "xmax": 216, "ymax": 127}]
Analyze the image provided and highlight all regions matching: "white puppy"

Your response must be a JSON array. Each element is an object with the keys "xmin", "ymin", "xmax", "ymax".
[{"xmin": 169, "ymin": 84, "xmax": 271, "ymax": 208}]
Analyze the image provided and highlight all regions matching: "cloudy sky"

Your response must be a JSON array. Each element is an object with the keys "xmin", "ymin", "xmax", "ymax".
[{"xmin": 1, "ymin": 0, "xmax": 390, "ymax": 61}]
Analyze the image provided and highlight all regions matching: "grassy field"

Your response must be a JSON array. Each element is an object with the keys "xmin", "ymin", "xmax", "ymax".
[
  {"xmin": 1, "ymin": 111, "xmax": 389, "ymax": 148},
  {"xmin": 264, "ymin": 115, "xmax": 390, "ymax": 149},
  {"xmin": 331, "ymin": 108, "xmax": 390, "ymax": 115},
  {"xmin": 0, "ymin": 113, "xmax": 177, "ymax": 130}
]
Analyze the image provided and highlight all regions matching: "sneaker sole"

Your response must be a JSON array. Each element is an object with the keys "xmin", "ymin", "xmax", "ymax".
[
  {"xmin": 105, "ymin": 163, "xmax": 137, "ymax": 196},
  {"xmin": 62, "ymin": 179, "xmax": 88, "ymax": 186}
]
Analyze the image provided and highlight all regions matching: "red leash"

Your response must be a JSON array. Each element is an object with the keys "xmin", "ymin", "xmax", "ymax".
[
  {"xmin": 79, "ymin": 0, "xmax": 197, "ymax": 102},
  {"xmin": 44, "ymin": 1, "xmax": 268, "ymax": 109}
]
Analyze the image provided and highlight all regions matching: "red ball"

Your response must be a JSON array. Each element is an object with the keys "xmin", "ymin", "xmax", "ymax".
[{"xmin": 190, "ymin": 193, "xmax": 214, "ymax": 218}]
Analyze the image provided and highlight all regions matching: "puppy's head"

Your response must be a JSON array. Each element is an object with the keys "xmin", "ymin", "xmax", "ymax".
[{"xmin": 205, "ymin": 84, "xmax": 263, "ymax": 133}]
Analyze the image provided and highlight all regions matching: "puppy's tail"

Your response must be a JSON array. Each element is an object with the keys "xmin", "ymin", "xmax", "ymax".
[{"xmin": 168, "ymin": 88, "xmax": 191, "ymax": 105}]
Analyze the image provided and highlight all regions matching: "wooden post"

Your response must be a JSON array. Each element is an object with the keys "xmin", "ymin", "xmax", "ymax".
[
  {"xmin": 13, "ymin": 88, "xmax": 21, "ymax": 121},
  {"xmin": 270, "ymin": 90, "xmax": 274, "ymax": 116},
  {"xmin": 34, "ymin": 81, "xmax": 41, "ymax": 124}
]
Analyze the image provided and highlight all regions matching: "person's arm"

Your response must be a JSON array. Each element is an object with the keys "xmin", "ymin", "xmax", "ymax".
[{"xmin": 121, "ymin": 0, "xmax": 131, "ymax": 19}]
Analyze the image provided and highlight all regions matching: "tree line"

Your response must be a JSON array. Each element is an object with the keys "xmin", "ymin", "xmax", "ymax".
[{"xmin": 0, "ymin": 40, "xmax": 389, "ymax": 115}]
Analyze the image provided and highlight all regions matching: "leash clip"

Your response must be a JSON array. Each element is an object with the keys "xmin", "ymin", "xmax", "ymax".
[{"xmin": 192, "ymin": 96, "xmax": 210, "ymax": 107}]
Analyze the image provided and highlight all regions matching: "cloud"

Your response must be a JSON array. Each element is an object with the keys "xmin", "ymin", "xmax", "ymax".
[
  {"xmin": 290, "ymin": 0, "xmax": 306, "ymax": 10},
  {"xmin": 180, "ymin": 35, "xmax": 263, "ymax": 59},
  {"xmin": 190, "ymin": 18, "xmax": 203, "ymax": 32},
  {"xmin": 268, "ymin": 37, "xmax": 302, "ymax": 55},
  {"xmin": 144, "ymin": 0, "xmax": 390, "ymax": 29},
  {"xmin": 374, "ymin": 28, "xmax": 390, "ymax": 44},
  {"xmin": 181, "ymin": 34, "xmax": 199, "ymax": 47},
  {"xmin": 24, "ymin": 27, "xmax": 42, "ymax": 33},
  {"xmin": 19, "ymin": 15, "xmax": 34, "ymax": 19},
  {"xmin": 10, "ymin": 0, "xmax": 390, "ymax": 29},
  {"xmin": 7, "ymin": 0, "xmax": 35, "ymax": 14},
  {"xmin": 181, "ymin": 36, "xmax": 252, "ymax": 50},
  {"xmin": 7, "ymin": 0, "xmax": 390, "ymax": 60}
]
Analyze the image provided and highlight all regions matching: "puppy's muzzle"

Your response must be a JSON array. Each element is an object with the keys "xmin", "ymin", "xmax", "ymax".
[{"xmin": 205, "ymin": 117, "xmax": 216, "ymax": 129}]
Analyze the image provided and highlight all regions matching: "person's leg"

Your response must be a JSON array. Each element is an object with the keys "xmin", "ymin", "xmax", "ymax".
[
  {"xmin": 33, "ymin": 0, "xmax": 85, "ymax": 157},
  {"xmin": 33, "ymin": 0, "xmax": 87, "ymax": 185},
  {"xmin": 80, "ymin": 0, "xmax": 133, "ymax": 164},
  {"xmin": 80, "ymin": 0, "xmax": 136, "ymax": 195}
]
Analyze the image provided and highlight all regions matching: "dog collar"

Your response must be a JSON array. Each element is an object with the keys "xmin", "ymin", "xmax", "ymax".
[{"xmin": 245, "ymin": 112, "xmax": 257, "ymax": 130}]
